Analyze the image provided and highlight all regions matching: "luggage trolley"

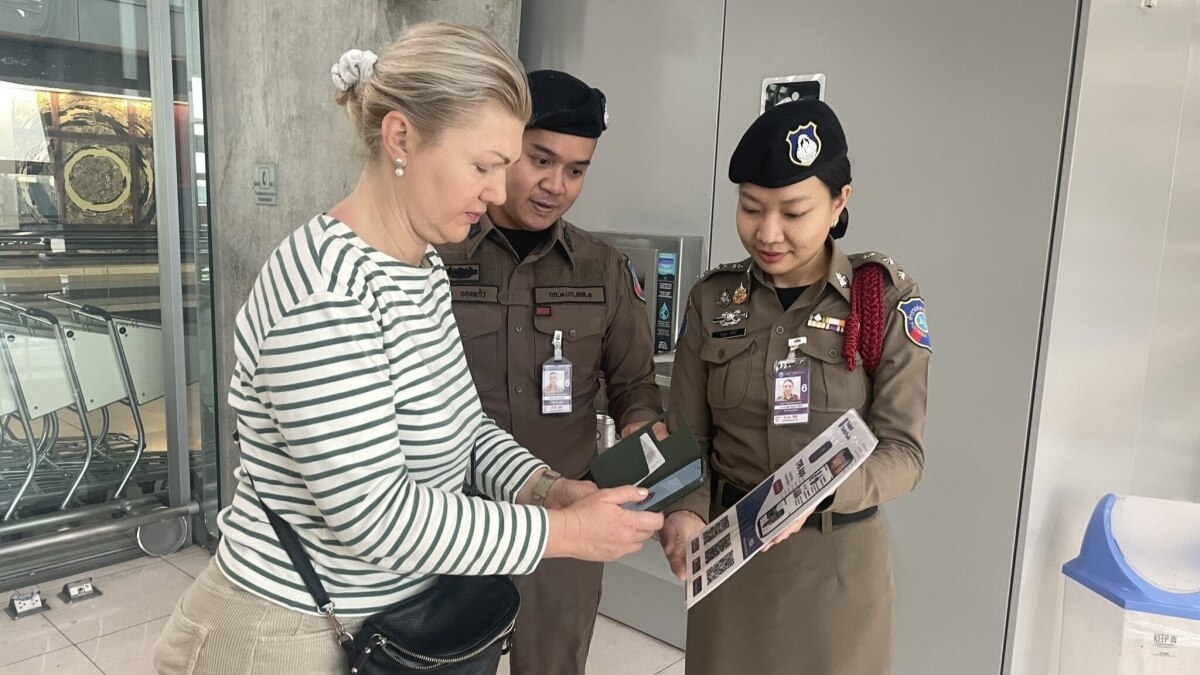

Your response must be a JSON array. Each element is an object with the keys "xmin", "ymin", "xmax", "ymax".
[
  {"xmin": 0, "ymin": 299, "xmax": 94, "ymax": 520},
  {"xmin": 44, "ymin": 295, "xmax": 165, "ymax": 501}
]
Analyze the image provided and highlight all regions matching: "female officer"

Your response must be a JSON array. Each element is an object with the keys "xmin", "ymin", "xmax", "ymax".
[{"xmin": 659, "ymin": 100, "xmax": 931, "ymax": 674}]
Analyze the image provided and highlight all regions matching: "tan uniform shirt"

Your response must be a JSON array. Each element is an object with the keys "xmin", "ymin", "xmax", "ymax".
[
  {"xmin": 436, "ymin": 215, "xmax": 662, "ymax": 479},
  {"xmin": 668, "ymin": 240, "xmax": 930, "ymax": 520}
]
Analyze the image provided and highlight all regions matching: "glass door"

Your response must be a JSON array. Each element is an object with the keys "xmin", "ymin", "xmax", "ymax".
[{"xmin": 0, "ymin": 0, "xmax": 218, "ymax": 590}]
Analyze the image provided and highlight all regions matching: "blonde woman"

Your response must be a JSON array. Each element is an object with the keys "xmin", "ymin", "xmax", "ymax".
[{"xmin": 153, "ymin": 23, "xmax": 661, "ymax": 674}]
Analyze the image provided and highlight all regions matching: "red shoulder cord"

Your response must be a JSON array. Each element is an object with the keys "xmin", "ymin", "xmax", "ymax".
[{"xmin": 842, "ymin": 264, "xmax": 886, "ymax": 376}]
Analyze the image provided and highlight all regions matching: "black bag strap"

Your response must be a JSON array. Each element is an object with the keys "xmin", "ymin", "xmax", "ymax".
[{"xmin": 233, "ymin": 431, "xmax": 335, "ymax": 614}]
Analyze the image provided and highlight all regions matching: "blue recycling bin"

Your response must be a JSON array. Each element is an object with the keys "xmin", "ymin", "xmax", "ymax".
[{"xmin": 1059, "ymin": 493, "xmax": 1200, "ymax": 673}]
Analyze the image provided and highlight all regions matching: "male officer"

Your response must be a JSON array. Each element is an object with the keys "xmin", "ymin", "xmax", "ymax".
[{"xmin": 436, "ymin": 70, "xmax": 664, "ymax": 675}]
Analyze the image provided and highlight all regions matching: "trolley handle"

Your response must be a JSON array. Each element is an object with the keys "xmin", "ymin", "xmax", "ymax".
[
  {"xmin": 46, "ymin": 294, "xmax": 118, "ymax": 324},
  {"xmin": 22, "ymin": 308, "xmax": 60, "ymax": 326}
]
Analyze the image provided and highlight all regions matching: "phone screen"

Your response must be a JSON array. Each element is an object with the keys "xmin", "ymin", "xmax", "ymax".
[{"xmin": 625, "ymin": 458, "xmax": 704, "ymax": 511}]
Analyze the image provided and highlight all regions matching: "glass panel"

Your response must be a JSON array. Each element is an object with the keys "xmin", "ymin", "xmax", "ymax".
[{"xmin": 0, "ymin": 0, "xmax": 217, "ymax": 585}]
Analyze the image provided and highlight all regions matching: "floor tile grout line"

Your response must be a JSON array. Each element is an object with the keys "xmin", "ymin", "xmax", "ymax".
[
  {"xmin": 163, "ymin": 558, "xmax": 197, "ymax": 578},
  {"xmin": 76, "ymin": 643, "xmax": 105, "ymax": 674},
  {"xmin": 653, "ymin": 656, "xmax": 685, "ymax": 675},
  {"xmin": 71, "ymin": 613, "xmax": 169, "ymax": 647},
  {"xmin": 41, "ymin": 611, "xmax": 76, "ymax": 649},
  {"xmin": 0, "ymin": 644, "xmax": 91, "ymax": 672}
]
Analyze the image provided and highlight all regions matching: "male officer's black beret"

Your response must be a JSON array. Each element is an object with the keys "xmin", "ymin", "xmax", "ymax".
[
  {"xmin": 528, "ymin": 70, "xmax": 608, "ymax": 138},
  {"xmin": 728, "ymin": 100, "xmax": 848, "ymax": 188}
]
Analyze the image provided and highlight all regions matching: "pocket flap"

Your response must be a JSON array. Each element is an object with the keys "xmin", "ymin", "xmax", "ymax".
[
  {"xmin": 454, "ymin": 305, "xmax": 502, "ymax": 339},
  {"xmin": 699, "ymin": 336, "xmax": 756, "ymax": 364},
  {"xmin": 798, "ymin": 329, "xmax": 845, "ymax": 364},
  {"xmin": 533, "ymin": 305, "xmax": 605, "ymax": 341}
]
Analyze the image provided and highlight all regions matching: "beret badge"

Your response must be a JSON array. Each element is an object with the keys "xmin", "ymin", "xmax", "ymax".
[{"xmin": 786, "ymin": 122, "xmax": 821, "ymax": 167}]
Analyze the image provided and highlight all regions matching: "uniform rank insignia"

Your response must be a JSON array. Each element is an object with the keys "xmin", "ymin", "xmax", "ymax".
[
  {"xmin": 808, "ymin": 313, "xmax": 846, "ymax": 334},
  {"xmin": 445, "ymin": 264, "xmax": 480, "ymax": 282},
  {"xmin": 732, "ymin": 282, "xmax": 749, "ymax": 305},
  {"xmin": 626, "ymin": 258, "xmax": 645, "ymax": 302},
  {"xmin": 717, "ymin": 289, "xmax": 732, "ymax": 308},
  {"xmin": 786, "ymin": 122, "xmax": 821, "ymax": 167},
  {"xmin": 897, "ymin": 298, "xmax": 931, "ymax": 350},
  {"xmin": 836, "ymin": 272, "xmax": 849, "ymax": 288},
  {"xmin": 713, "ymin": 309, "xmax": 749, "ymax": 327}
]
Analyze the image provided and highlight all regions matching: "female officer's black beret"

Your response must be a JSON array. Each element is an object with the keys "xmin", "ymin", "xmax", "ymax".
[
  {"xmin": 728, "ymin": 100, "xmax": 847, "ymax": 188},
  {"xmin": 527, "ymin": 70, "xmax": 608, "ymax": 139}
]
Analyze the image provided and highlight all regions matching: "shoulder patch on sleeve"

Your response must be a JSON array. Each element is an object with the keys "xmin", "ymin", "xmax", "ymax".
[
  {"xmin": 624, "ymin": 256, "xmax": 646, "ymax": 303},
  {"xmin": 896, "ymin": 297, "xmax": 931, "ymax": 350}
]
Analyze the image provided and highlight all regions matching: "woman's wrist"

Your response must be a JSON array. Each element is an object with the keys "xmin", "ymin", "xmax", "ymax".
[
  {"xmin": 543, "ymin": 507, "xmax": 580, "ymax": 559},
  {"xmin": 516, "ymin": 467, "xmax": 553, "ymax": 505},
  {"xmin": 531, "ymin": 469, "xmax": 562, "ymax": 507}
]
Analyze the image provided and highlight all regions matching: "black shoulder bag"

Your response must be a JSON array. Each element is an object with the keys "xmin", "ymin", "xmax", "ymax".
[{"xmin": 239, "ymin": 432, "xmax": 521, "ymax": 674}]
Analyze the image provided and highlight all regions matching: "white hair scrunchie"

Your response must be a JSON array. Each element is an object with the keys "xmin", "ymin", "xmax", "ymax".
[{"xmin": 331, "ymin": 49, "xmax": 378, "ymax": 92}]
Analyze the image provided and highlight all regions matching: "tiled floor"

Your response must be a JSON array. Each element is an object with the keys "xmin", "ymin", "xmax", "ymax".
[{"xmin": 1, "ymin": 547, "xmax": 686, "ymax": 674}]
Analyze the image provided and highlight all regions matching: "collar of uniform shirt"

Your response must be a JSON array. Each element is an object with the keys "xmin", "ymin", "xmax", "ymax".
[
  {"xmin": 748, "ymin": 237, "xmax": 854, "ymax": 304},
  {"xmin": 467, "ymin": 212, "xmax": 577, "ymax": 268}
]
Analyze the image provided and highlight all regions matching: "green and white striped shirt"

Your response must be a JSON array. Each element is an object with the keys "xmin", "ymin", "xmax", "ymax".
[{"xmin": 216, "ymin": 215, "xmax": 549, "ymax": 616}]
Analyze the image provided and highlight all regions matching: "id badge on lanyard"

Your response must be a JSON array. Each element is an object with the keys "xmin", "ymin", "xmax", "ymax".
[
  {"xmin": 772, "ymin": 336, "xmax": 810, "ymax": 425},
  {"xmin": 542, "ymin": 330, "xmax": 573, "ymax": 414}
]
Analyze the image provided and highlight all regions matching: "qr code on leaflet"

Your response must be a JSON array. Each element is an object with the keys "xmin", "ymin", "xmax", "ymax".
[
  {"xmin": 706, "ymin": 552, "xmax": 735, "ymax": 584},
  {"xmin": 704, "ymin": 533, "xmax": 732, "ymax": 565},
  {"xmin": 703, "ymin": 515, "xmax": 730, "ymax": 545}
]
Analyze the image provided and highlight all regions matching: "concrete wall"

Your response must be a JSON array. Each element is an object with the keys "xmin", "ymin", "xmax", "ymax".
[{"xmin": 201, "ymin": 0, "xmax": 522, "ymax": 504}]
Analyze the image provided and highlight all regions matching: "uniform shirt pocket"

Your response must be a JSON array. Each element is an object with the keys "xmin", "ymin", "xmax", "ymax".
[
  {"xmin": 798, "ymin": 330, "xmax": 869, "ymax": 412},
  {"xmin": 699, "ymin": 336, "xmax": 757, "ymax": 410},
  {"xmin": 533, "ymin": 305, "xmax": 606, "ymax": 368},
  {"xmin": 453, "ymin": 303, "xmax": 503, "ymax": 392}
]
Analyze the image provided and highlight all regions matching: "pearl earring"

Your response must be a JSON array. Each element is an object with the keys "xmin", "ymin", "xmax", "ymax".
[{"xmin": 394, "ymin": 157, "xmax": 406, "ymax": 177}]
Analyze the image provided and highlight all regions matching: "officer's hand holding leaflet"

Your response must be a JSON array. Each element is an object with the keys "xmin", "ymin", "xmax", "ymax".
[
  {"xmin": 759, "ymin": 504, "xmax": 817, "ymax": 553},
  {"xmin": 662, "ymin": 511, "xmax": 707, "ymax": 580},
  {"xmin": 662, "ymin": 498, "xmax": 813, "ymax": 579}
]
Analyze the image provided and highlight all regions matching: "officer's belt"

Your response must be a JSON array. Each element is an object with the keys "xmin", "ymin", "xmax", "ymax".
[{"xmin": 714, "ymin": 475, "xmax": 878, "ymax": 531}]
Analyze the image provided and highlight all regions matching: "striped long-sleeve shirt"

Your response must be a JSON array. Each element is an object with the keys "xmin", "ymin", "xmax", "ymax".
[{"xmin": 215, "ymin": 215, "xmax": 549, "ymax": 616}]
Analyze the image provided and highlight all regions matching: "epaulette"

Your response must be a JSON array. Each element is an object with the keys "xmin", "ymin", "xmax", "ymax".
[
  {"xmin": 850, "ymin": 251, "xmax": 912, "ymax": 286},
  {"xmin": 696, "ymin": 258, "xmax": 751, "ymax": 284}
]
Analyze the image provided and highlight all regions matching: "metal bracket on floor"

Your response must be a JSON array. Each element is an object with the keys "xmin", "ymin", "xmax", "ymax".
[
  {"xmin": 58, "ymin": 577, "xmax": 102, "ymax": 604},
  {"xmin": 6, "ymin": 587, "xmax": 50, "ymax": 619}
]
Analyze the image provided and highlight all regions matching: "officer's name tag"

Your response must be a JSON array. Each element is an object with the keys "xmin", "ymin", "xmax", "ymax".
[
  {"xmin": 534, "ymin": 287, "xmax": 606, "ymax": 304},
  {"xmin": 772, "ymin": 358, "xmax": 810, "ymax": 425},
  {"xmin": 451, "ymin": 285, "xmax": 498, "ymax": 303}
]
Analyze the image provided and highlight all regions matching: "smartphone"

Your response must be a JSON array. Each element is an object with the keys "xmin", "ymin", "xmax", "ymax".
[{"xmin": 625, "ymin": 458, "xmax": 705, "ymax": 512}]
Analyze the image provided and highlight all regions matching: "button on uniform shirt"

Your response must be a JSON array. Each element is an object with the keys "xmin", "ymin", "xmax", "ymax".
[
  {"xmin": 436, "ymin": 215, "xmax": 662, "ymax": 479},
  {"xmin": 667, "ymin": 241, "xmax": 930, "ymax": 520}
]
